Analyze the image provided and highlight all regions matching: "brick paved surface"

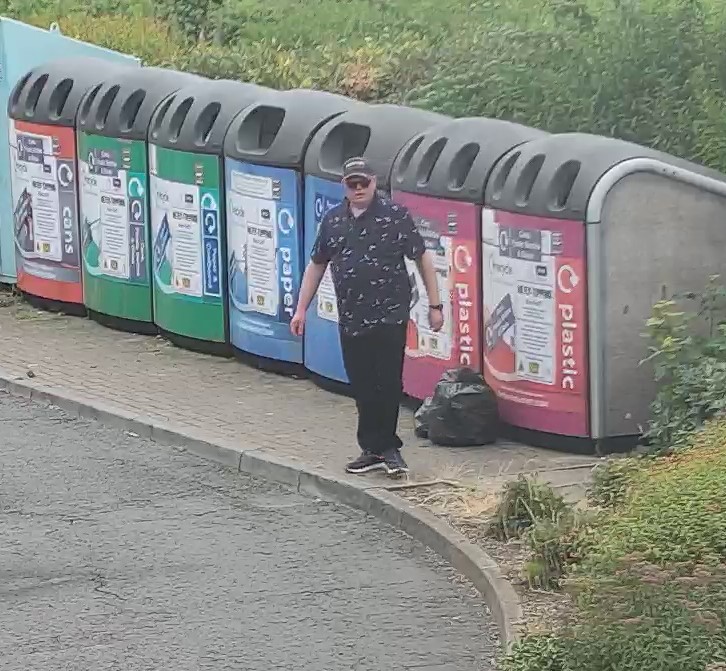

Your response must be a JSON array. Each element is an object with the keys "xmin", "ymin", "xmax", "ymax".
[{"xmin": 0, "ymin": 296, "xmax": 595, "ymax": 489}]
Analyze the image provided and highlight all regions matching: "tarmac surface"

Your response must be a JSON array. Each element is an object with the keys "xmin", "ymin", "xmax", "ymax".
[{"xmin": 0, "ymin": 392, "xmax": 497, "ymax": 670}]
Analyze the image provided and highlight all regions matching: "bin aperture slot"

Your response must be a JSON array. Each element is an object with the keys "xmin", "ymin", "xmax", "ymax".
[
  {"xmin": 9, "ymin": 72, "xmax": 32, "ymax": 116},
  {"xmin": 394, "ymin": 134, "xmax": 426, "ymax": 182},
  {"xmin": 514, "ymin": 153, "xmax": 544, "ymax": 207},
  {"xmin": 26, "ymin": 74, "xmax": 48, "ymax": 116},
  {"xmin": 79, "ymin": 84, "xmax": 102, "ymax": 126},
  {"xmin": 150, "ymin": 96, "xmax": 175, "ymax": 141},
  {"xmin": 97, "ymin": 85, "xmax": 120, "ymax": 130},
  {"xmin": 549, "ymin": 160, "xmax": 581, "ymax": 210},
  {"xmin": 119, "ymin": 89, "xmax": 146, "ymax": 133},
  {"xmin": 236, "ymin": 106, "xmax": 285, "ymax": 153},
  {"xmin": 194, "ymin": 102, "xmax": 221, "ymax": 145},
  {"xmin": 448, "ymin": 142, "xmax": 480, "ymax": 190},
  {"xmin": 415, "ymin": 138, "xmax": 447, "ymax": 187},
  {"xmin": 169, "ymin": 96, "xmax": 193, "ymax": 143},
  {"xmin": 49, "ymin": 79, "xmax": 73, "ymax": 121},
  {"xmin": 490, "ymin": 151, "xmax": 521, "ymax": 201},
  {"xmin": 319, "ymin": 123, "xmax": 370, "ymax": 174}
]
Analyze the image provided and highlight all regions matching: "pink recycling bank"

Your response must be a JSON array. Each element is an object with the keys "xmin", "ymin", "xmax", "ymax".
[
  {"xmin": 390, "ymin": 117, "xmax": 547, "ymax": 410},
  {"xmin": 394, "ymin": 193, "xmax": 481, "ymax": 399}
]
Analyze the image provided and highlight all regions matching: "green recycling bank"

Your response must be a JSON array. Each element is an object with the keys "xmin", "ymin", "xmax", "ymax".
[
  {"xmin": 78, "ymin": 67, "xmax": 199, "ymax": 331},
  {"xmin": 148, "ymin": 79, "xmax": 271, "ymax": 350}
]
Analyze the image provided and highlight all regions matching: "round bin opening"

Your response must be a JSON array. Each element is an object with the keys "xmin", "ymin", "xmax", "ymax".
[
  {"xmin": 236, "ymin": 106, "xmax": 285, "ymax": 153},
  {"xmin": 319, "ymin": 122, "xmax": 371, "ymax": 175}
]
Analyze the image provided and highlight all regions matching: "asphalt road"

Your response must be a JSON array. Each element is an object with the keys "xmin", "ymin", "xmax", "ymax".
[{"xmin": 0, "ymin": 391, "xmax": 497, "ymax": 670}]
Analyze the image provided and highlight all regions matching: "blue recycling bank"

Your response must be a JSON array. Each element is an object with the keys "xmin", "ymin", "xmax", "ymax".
[
  {"xmin": 226, "ymin": 161, "xmax": 302, "ymax": 362},
  {"xmin": 302, "ymin": 104, "xmax": 449, "ymax": 386},
  {"xmin": 303, "ymin": 176, "xmax": 346, "ymax": 380},
  {"xmin": 223, "ymin": 89, "xmax": 359, "ymax": 367}
]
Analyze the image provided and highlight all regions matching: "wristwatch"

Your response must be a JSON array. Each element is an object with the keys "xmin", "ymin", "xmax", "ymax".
[{"xmin": 429, "ymin": 304, "xmax": 443, "ymax": 311}]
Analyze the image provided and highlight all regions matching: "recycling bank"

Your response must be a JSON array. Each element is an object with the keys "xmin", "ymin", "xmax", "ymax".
[
  {"xmin": 223, "ymin": 89, "xmax": 358, "ymax": 369},
  {"xmin": 302, "ymin": 103, "xmax": 448, "ymax": 388},
  {"xmin": 147, "ymin": 79, "xmax": 271, "ymax": 352},
  {"xmin": 77, "ymin": 67, "xmax": 201, "ymax": 332}
]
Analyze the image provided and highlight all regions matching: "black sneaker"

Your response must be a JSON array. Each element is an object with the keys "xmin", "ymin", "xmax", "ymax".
[
  {"xmin": 382, "ymin": 449, "xmax": 409, "ymax": 476},
  {"xmin": 345, "ymin": 452, "xmax": 387, "ymax": 474}
]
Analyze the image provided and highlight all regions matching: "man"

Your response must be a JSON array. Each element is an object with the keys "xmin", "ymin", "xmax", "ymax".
[{"xmin": 290, "ymin": 157, "xmax": 443, "ymax": 476}]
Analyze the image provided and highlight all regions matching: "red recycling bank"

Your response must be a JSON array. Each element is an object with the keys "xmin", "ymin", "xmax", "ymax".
[{"xmin": 481, "ymin": 208, "xmax": 588, "ymax": 437}]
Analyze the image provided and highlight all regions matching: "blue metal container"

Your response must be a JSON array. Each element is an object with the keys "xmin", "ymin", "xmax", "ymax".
[
  {"xmin": 223, "ymin": 89, "xmax": 358, "ymax": 371},
  {"xmin": 302, "ymin": 104, "xmax": 449, "ymax": 389}
]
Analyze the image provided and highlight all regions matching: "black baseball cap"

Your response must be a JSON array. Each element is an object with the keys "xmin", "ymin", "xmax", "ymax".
[{"xmin": 343, "ymin": 157, "xmax": 374, "ymax": 180}]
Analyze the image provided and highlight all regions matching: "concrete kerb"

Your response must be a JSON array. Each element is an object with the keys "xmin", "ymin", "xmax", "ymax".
[{"xmin": 0, "ymin": 369, "xmax": 524, "ymax": 649}]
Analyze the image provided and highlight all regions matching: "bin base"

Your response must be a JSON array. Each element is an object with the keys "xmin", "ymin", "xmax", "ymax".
[
  {"xmin": 501, "ymin": 424, "xmax": 638, "ymax": 456},
  {"xmin": 309, "ymin": 372, "xmax": 354, "ymax": 398},
  {"xmin": 89, "ymin": 310, "xmax": 158, "ymax": 336},
  {"xmin": 21, "ymin": 292, "xmax": 86, "ymax": 317},
  {"xmin": 160, "ymin": 329, "xmax": 233, "ymax": 358},
  {"xmin": 233, "ymin": 348, "xmax": 306, "ymax": 379}
]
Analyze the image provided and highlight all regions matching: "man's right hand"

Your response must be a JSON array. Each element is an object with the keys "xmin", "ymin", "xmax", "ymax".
[{"xmin": 290, "ymin": 310, "xmax": 306, "ymax": 337}]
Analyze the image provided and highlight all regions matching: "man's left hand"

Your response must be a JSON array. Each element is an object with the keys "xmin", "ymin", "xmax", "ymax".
[{"xmin": 429, "ymin": 306, "xmax": 444, "ymax": 332}]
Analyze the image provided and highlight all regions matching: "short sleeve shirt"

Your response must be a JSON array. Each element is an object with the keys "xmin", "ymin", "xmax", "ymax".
[{"xmin": 311, "ymin": 195, "xmax": 426, "ymax": 336}]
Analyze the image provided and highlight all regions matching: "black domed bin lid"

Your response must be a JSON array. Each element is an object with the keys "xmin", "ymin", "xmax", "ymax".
[
  {"xmin": 148, "ymin": 79, "xmax": 273, "ymax": 156},
  {"xmin": 8, "ymin": 57, "xmax": 133, "ymax": 127},
  {"xmin": 303, "ymin": 104, "xmax": 449, "ymax": 190},
  {"xmin": 392, "ymin": 117, "xmax": 547, "ymax": 203},
  {"xmin": 77, "ymin": 67, "xmax": 203, "ymax": 141},
  {"xmin": 224, "ymin": 89, "xmax": 361, "ymax": 168},
  {"xmin": 484, "ymin": 132, "xmax": 726, "ymax": 221}
]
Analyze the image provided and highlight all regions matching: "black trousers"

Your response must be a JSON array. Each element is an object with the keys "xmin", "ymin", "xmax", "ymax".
[{"xmin": 340, "ymin": 323, "xmax": 407, "ymax": 455}]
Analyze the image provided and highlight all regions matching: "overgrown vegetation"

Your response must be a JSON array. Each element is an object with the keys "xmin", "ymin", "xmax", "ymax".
[
  {"xmin": 497, "ymin": 279, "xmax": 726, "ymax": 671},
  {"xmin": 500, "ymin": 429, "xmax": 726, "ymax": 671},
  {"xmin": 643, "ymin": 276, "xmax": 726, "ymax": 450},
  {"xmin": 7, "ymin": 0, "xmax": 726, "ymax": 172}
]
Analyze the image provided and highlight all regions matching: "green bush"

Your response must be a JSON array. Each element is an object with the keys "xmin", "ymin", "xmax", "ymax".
[
  {"xmin": 406, "ymin": 0, "xmax": 726, "ymax": 169},
  {"xmin": 491, "ymin": 476, "xmax": 570, "ymax": 541},
  {"xmin": 490, "ymin": 476, "xmax": 591, "ymax": 589},
  {"xmin": 20, "ymin": 13, "xmax": 185, "ymax": 65},
  {"xmin": 577, "ymin": 425, "xmax": 726, "ymax": 573},
  {"xmin": 588, "ymin": 457, "xmax": 643, "ymax": 509},
  {"xmin": 643, "ymin": 277, "xmax": 726, "ymax": 450},
  {"xmin": 500, "ymin": 634, "xmax": 571, "ymax": 671},
  {"xmin": 501, "ymin": 423, "xmax": 726, "ymax": 671}
]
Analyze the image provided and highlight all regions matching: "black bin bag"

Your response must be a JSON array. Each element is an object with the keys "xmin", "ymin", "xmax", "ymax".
[{"xmin": 414, "ymin": 367, "xmax": 499, "ymax": 447}]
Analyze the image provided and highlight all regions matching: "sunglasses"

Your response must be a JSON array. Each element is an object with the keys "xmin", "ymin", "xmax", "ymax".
[{"xmin": 344, "ymin": 177, "xmax": 371, "ymax": 190}]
